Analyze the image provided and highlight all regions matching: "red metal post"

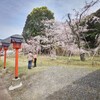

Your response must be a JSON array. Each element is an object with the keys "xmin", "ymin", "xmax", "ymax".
[
  {"xmin": 4, "ymin": 49, "xmax": 7, "ymax": 69},
  {"xmin": 15, "ymin": 48, "xmax": 19, "ymax": 79},
  {"xmin": 11, "ymin": 36, "xmax": 22, "ymax": 79}
]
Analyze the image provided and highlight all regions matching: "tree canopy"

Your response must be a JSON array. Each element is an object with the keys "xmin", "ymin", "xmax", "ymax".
[
  {"xmin": 22, "ymin": 6, "xmax": 54, "ymax": 40},
  {"xmin": 83, "ymin": 9, "xmax": 100, "ymax": 48}
]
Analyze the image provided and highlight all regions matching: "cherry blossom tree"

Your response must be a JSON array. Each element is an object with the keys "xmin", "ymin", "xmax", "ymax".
[{"xmin": 65, "ymin": 0, "xmax": 100, "ymax": 61}]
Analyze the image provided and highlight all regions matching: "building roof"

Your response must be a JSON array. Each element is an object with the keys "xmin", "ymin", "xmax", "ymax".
[
  {"xmin": 11, "ymin": 34, "xmax": 25, "ymax": 43},
  {"xmin": 1, "ymin": 34, "xmax": 25, "ymax": 44},
  {"xmin": 11, "ymin": 34, "xmax": 23, "ymax": 39}
]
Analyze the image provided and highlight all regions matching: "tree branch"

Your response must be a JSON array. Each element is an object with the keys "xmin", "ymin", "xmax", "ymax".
[{"xmin": 79, "ymin": 0, "xmax": 100, "ymax": 23}]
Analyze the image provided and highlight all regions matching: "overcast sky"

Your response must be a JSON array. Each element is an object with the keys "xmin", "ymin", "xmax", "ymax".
[{"xmin": 0, "ymin": 0, "xmax": 100, "ymax": 39}]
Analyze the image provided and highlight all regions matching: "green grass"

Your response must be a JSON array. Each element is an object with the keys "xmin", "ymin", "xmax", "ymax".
[
  {"xmin": 0, "ymin": 59, "xmax": 3, "ymax": 69},
  {"xmin": 0, "ymin": 55, "xmax": 100, "ymax": 77}
]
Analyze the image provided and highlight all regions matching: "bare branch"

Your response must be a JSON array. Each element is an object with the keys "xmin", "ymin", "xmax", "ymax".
[
  {"xmin": 79, "ymin": 0, "xmax": 100, "ymax": 23},
  {"xmin": 67, "ymin": 13, "xmax": 71, "ymax": 24}
]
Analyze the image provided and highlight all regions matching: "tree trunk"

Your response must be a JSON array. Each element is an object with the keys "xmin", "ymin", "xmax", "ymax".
[{"xmin": 80, "ymin": 53, "xmax": 85, "ymax": 61}]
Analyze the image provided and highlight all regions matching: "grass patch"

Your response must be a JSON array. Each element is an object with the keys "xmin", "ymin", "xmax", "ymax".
[{"xmin": 0, "ymin": 55, "xmax": 100, "ymax": 77}]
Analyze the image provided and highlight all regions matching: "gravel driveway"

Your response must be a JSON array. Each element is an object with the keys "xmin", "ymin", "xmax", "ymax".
[{"xmin": 9, "ymin": 66, "xmax": 100, "ymax": 100}]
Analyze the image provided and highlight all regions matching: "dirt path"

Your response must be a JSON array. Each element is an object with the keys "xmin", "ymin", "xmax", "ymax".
[
  {"xmin": 9, "ymin": 66, "xmax": 100, "ymax": 100},
  {"xmin": 0, "ymin": 78, "xmax": 12, "ymax": 100}
]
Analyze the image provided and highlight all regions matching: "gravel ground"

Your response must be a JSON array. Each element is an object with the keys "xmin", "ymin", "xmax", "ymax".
[
  {"xmin": 8, "ymin": 66, "xmax": 100, "ymax": 100},
  {"xmin": 46, "ymin": 69, "xmax": 100, "ymax": 100}
]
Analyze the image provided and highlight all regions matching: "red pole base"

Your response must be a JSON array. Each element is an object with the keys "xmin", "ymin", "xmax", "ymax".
[{"xmin": 15, "ymin": 77, "xmax": 18, "ymax": 79}]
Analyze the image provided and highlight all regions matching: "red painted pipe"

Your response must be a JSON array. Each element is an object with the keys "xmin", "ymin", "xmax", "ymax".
[
  {"xmin": 15, "ymin": 49, "xmax": 19, "ymax": 79},
  {"xmin": 4, "ymin": 49, "xmax": 7, "ymax": 69}
]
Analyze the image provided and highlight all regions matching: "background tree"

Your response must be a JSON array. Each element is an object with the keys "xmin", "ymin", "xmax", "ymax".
[
  {"xmin": 22, "ymin": 6, "xmax": 54, "ymax": 40},
  {"xmin": 83, "ymin": 9, "xmax": 100, "ymax": 48},
  {"xmin": 65, "ymin": 0, "xmax": 100, "ymax": 61}
]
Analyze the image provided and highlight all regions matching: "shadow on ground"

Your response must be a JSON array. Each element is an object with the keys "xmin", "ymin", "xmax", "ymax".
[{"xmin": 46, "ymin": 69, "xmax": 100, "ymax": 100}]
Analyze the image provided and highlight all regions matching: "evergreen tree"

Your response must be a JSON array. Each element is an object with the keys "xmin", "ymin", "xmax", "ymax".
[
  {"xmin": 22, "ymin": 6, "xmax": 54, "ymax": 40},
  {"xmin": 83, "ymin": 9, "xmax": 100, "ymax": 48}
]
